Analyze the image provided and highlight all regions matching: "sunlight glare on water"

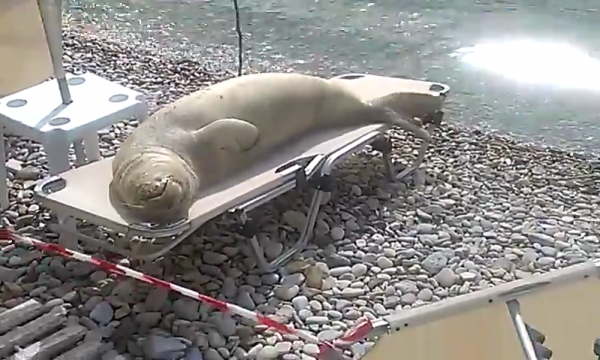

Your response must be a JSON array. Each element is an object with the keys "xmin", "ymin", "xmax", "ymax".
[{"xmin": 454, "ymin": 40, "xmax": 600, "ymax": 91}]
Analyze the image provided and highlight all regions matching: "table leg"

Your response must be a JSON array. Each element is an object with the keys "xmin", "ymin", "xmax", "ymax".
[
  {"xmin": 0, "ymin": 126, "xmax": 9, "ymax": 211},
  {"xmin": 43, "ymin": 137, "xmax": 71, "ymax": 175},
  {"xmin": 83, "ymin": 134, "xmax": 101, "ymax": 162},
  {"xmin": 58, "ymin": 215, "xmax": 79, "ymax": 250},
  {"xmin": 73, "ymin": 139, "xmax": 86, "ymax": 166}
]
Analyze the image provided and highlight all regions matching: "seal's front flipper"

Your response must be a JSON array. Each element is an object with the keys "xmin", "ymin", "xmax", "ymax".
[{"xmin": 193, "ymin": 118, "xmax": 260, "ymax": 152}]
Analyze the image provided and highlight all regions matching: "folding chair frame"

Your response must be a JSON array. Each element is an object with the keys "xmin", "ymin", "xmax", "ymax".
[
  {"xmin": 358, "ymin": 299, "xmax": 548, "ymax": 360},
  {"xmin": 354, "ymin": 260, "xmax": 600, "ymax": 360}
]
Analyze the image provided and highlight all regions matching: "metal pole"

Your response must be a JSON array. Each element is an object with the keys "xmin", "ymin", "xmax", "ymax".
[
  {"xmin": 507, "ymin": 300, "xmax": 539, "ymax": 360},
  {"xmin": 37, "ymin": 0, "xmax": 72, "ymax": 105}
]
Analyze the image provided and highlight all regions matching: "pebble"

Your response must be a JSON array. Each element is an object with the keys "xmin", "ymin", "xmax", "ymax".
[
  {"xmin": 376, "ymin": 257, "xmax": 394, "ymax": 269},
  {"xmin": 142, "ymin": 334, "xmax": 189, "ymax": 359},
  {"xmin": 173, "ymin": 298, "xmax": 200, "ymax": 321},
  {"xmin": 302, "ymin": 343, "xmax": 320, "ymax": 356},
  {"xmin": 145, "ymin": 287, "xmax": 170, "ymax": 312},
  {"xmin": 351, "ymin": 263, "xmax": 368, "ymax": 277},
  {"xmin": 257, "ymin": 345, "xmax": 278, "ymax": 360},
  {"xmin": 89, "ymin": 301, "xmax": 114, "ymax": 325},
  {"xmin": 207, "ymin": 330, "xmax": 226, "ymax": 348},
  {"xmin": 237, "ymin": 291, "xmax": 256, "ymax": 310},
  {"xmin": 341, "ymin": 288, "xmax": 366, "ymax": 298},
  {"xmin": 274, "ymin": 285, "xmax": 300, "ymax": 301},
  {"xmin": 136, "ymin": 312, "xmax": 162, "ymax": 327},
  {"xmin": 214, "ymin": 314, "xmax": 237, "ymax": 337},
  {"xmin": 0, "ymin": 266, "xmax": 27, "ymax": 283},
  {"xmin": 330, "ymin": 227, "xmax": 345, "ymax": 241},
  {"xmin": 435, "ymin": 268, "xmax": 457, "ymax": 287},
  {"xmin": 422, "ymin": 253, "xmax": 448, "ymax": 275},
  {"xmin": 417, "ymin": 288, "xmax": 434, "ymax": 301},
  {"xmin": 185, "ymin": 347, "xmax": 204, "ymax": 360},
  {"xmin": 292, "ymin": 295, "xmax": 309, "ymax": 311}
]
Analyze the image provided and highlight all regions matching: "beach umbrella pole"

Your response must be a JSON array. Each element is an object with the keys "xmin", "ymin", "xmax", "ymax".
[{"xmin": 37, "ymin": 0, "xmax": 72, "ymax": 105}]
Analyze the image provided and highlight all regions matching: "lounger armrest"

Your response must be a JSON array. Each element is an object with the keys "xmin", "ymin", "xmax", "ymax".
[
  {"xmin": 228, "ymin": 154, "xmax": 327, "ymax": 216},
  {"xmin": 332, "ymin": 73, "xmax": 450, "ymax": 97},
  {"xmin": 34, "ymin": 175, "xmax": 67, "ymax": 196},
  {"xmin": 428, "ymin": 83, "xmax": 451, "ymax": 97}
]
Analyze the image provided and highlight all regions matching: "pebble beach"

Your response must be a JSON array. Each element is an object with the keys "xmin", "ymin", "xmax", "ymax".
[{"xmin": 2, "ymin": 24, "xmax": 600, "ymax": 359}]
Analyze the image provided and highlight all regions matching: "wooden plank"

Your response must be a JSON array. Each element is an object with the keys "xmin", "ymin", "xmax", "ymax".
[
  {"xmin": 9, "ymin": 325, "xmax": 87, "ymax": 360},
  {"xmin": 0, "ymin": 299, "xmax": 45, "ymax": 335},
  {"xmin": 0, "ymin": 306, "xmax": 67, "ymax": 357},
  {"xmin": 52, "ymin": 341, "xmax": 103, "ymax": 360}
]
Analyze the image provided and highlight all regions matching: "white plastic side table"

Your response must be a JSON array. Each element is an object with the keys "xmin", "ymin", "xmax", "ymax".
[{"xmin": 0, "ymin": 72, "xmax": 149, "ymax": 210}]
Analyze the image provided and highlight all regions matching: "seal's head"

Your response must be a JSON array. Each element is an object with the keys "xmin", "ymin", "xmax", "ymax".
[{"xmin": 112, "ymin": 147, "xmax": 198, "ymax": 223}]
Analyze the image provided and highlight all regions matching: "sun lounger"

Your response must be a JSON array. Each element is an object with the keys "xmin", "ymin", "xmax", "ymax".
[
  {"xmin": 32, "ymin": 73, "xmax": 450, "ymax": 272},
  {"xmin": 359, "ymin": 260, "xmax": 600, "ymax": 360}
]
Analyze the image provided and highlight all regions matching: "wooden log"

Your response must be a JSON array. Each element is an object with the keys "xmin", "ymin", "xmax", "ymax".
[
  {"xmin": 8, "ymin": 324, "xmax": 87, "ymax": 360},
  {"xmin": 52, "ymin": 341, "xmax": 104, "ymax": 360},
  {"xmin": 0, "ymin": 305, "xmax": 67, "ymax": 357},
  {"xmin": 0, "ymin": 299, "xmax": 45, "ymax": 335}
]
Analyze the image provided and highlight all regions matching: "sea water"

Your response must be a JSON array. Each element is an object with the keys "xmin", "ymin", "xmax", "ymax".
[{"xmin": 70, "ymin": 0, "xmax": 600, "ymax": 151}]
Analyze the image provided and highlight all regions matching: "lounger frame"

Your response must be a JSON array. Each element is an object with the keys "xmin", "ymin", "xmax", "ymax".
[
  {"xmin": 34, "ymin": 123, "xmax": 440, "ymax": 273},
  {"xmin": 32, "ymin": 74, "xmax": 449, "ymax": 273}
]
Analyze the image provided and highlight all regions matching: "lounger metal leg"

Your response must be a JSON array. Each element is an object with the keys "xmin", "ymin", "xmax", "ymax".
[
  {"xmin": 245, "ymin": 173, "xmax": 333, "ymax": 273},
  {"xmin": 249, "ymin": 236, "xmax": 268, "ymax": 271},
  {"xmin": 507, "ymin": 299, "xmax": 539, "ymax": 360},
  {"xmin": 57, "ymin": 215, "xmax": 80, "ymax": 250},
  {"xmin": 371, "ymin": 137, "xmax": 395, "ymax": 182},
  {"xmin": 371, "ymin": 124, "xmax": 436, "ymax": 183},
  {"xmin": 395, "ymin": 124, "xmax": 435, "ymax": 181},
  {"xmin": 249, "ymin": 187, "xmax": 329, "ymax": 273}
]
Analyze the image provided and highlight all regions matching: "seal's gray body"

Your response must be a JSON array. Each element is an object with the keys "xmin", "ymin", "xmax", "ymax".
[{"xmin": 112, "ymin": 72, "xmax": 440, "ymax": 222}]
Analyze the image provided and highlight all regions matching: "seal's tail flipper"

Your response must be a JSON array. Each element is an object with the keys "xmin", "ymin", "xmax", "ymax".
[
  {"xmin": 368, "ymin": 91, "xmax": 443, "ymax": 142},
  {"xmin": 370, "ymin": 91, "xmax": 444, "ymax": 120},
  {"xmin": 193, "ymin": 118, "xmax": 260, "ymax": 152},
  {"xmin": 376, "ymin": 107, "xmax": 433, "ymax": 142}
]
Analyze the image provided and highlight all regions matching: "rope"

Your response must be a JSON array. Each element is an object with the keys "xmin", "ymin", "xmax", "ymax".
[
  {"xmin": 0, "ymin": 228, "xmax": 372, "ymax": 359},
  {"xmin": 232, "ymin": 0, "xmax": 243, "ymax": 76}
]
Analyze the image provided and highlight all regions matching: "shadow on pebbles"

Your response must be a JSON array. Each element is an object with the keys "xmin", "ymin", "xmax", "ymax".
[{"xmin": 2, "ymin": 27, "xmax": 600, "ymax": 360}]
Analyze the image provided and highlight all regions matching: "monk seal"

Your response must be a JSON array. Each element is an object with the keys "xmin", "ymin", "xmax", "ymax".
[{"xmin": 111, "ymin": 73, "xmax": 443, "ymax": 223}]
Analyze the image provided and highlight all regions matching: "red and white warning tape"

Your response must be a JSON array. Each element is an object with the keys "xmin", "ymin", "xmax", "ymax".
[{"xmin": 0, "ymin": 228, "xmax": 375, "ymax": 360}]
